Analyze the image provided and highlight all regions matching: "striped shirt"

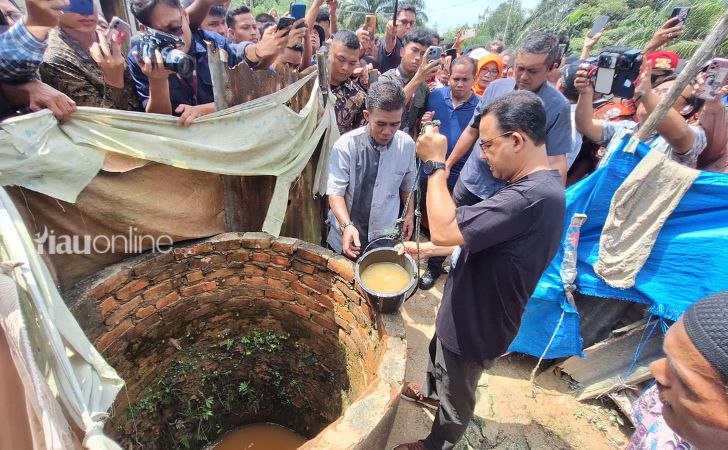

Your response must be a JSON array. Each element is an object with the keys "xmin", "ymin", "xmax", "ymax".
[{"xmin": 0, "ymin": 19, "xmax": 47, "ymax": 82}]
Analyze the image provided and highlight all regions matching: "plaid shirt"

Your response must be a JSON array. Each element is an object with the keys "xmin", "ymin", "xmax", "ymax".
[{"xmin": 0, "ymin": 19, "xmax": 48, "ymax": 83}]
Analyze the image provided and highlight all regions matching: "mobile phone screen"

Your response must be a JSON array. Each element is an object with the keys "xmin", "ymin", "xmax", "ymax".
[
  {"xmin": 589, "ymin": 15, "xmax": 609, "ymax": 37},
  {"xmin": 64, "ymin": 0, "xmax": 95, "ymax": 16},
  {"xmin": 277, "ymin": 16, "xmax": 295, "ymax": 30},
  {"xmin": 290, "ymin": 3, "xmax": 306, "ymax": 20},
  {"xmin": 427, "ymin": 46, "xmax": 442, "ymax": 62},
  {"xmin": 670, "ymin": 7, "xmax": 691, "ymax": 24}
]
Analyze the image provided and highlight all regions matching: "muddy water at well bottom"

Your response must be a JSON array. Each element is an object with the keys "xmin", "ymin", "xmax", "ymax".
[
  {"xmin": 211, "ymin": 423, "xmax": 307, "ymax": 450},
  {"xmin": 360, "ymin": 262, "xmax": 411, "ymax": 295}
]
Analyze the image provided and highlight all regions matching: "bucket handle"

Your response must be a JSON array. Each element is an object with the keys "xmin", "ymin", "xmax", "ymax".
[{"xmin": 359, "ymin": 236, "xmax": 420, "ymax": 303}]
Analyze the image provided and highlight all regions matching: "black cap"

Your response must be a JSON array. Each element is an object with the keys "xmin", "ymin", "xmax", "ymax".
[{"xmin": 684, "ymin": 291, "xmax": 728, "ymax": 382}]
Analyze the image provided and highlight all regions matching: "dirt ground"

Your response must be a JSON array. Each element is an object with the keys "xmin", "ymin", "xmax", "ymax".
[{"xmin": 385, "ymin": 273, "xmax": 632, "ymax": 450}]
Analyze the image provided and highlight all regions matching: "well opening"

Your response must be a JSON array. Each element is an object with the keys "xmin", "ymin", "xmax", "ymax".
[{"xmin": 66, "ymin": 232, "xmax": 406, "ymax": 450}]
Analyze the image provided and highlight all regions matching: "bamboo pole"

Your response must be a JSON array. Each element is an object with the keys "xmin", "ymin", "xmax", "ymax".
[{"xmin": 635, "ymin": 11, "xmax": 728, "ymax": 142}]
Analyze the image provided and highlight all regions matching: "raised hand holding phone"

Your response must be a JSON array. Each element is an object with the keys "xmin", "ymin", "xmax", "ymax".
[
  {"xmin": 106, "ymin": 17, "xmax": 131, "ymax": 46},
  {"xmin": 588, "ymin": 15, "xmax": 609, "ymax": 38}
]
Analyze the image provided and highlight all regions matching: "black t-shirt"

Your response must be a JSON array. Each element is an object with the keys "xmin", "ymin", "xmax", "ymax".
[{"xmin": 436, "ymin": 170, "xmax": 566, "ymax": 363}]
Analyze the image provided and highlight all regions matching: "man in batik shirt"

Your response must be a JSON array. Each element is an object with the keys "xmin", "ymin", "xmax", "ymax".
[{"xmin": 329, "ymin": 30, "xmax": 366, "ymax": 134}]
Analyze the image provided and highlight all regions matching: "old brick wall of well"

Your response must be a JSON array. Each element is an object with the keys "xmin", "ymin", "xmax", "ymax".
[{"xmin": 65, "ymin": 232, "xmax": 404, "ymax": 449}]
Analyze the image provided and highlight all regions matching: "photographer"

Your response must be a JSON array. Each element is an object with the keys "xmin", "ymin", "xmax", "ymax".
[
  {"xmin": 379, "ymin": 28, "xmax": 439, "ymax": 138},
  {"xmin": 272, "ymin": 19, "xmax": 308, "ymax": 72},
  {"xmin": 695, "ymin": 73, "xmax": 727, "ymax": 172},
  {"xmin": 127, "ymin": 0, "xmax": 293, "ymax": 126},
  {"xmin": 574, "ymin": 62, "xmax": 706, "ymax": 168},
  {"xmin": 39, "ymin": 0, "xmax": 141, "ymax": 110},
  {"xmin": 378, "ymin": 5, "xmax": 418, "ymax": 73}
]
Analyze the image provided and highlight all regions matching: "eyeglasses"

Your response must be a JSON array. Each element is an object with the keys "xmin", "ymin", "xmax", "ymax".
[
  {"xmin": 480, "ymin": 69, "xmax": 499, "ymax": 76},
  {"xmin": 479, "ymin": 131, "xmax": 514, "ymax": 152},
  {"xmin": 398, "ymin": 19, "xmax": 415, "ymax": 26}
]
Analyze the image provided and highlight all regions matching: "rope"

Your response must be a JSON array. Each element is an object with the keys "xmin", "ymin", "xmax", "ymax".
[
  {"xmin": 389, "ymin": 120, "xmax": 441, "ymax": 244},
  {"xmin": 529, "ymin": 308, "xmax": 566, "ymax": 397},
  {"xmin": 613, "ymin": 314, "xmax": 663, "ymax": 393},
  {"xmin": 384, "ymin": 120, "xmax": 442, "ymax": 283}
]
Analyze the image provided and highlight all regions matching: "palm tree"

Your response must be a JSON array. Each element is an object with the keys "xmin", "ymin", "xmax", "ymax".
[
  {"xmin": 338, "ymin": 0, "xmax": 428, "ymax": 32},
  {"xmin": 569, "ymin": 0, "xmax": 727, "ymax": 58}
]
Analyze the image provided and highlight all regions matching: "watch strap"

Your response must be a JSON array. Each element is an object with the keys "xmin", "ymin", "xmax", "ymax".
[
  {"xmin": 424, "ymin": 160, "xmax": 446, "ymax": 175},
  {"xmin": 339, "ymin": 220, "xmax": 354, "ymax": 233}
]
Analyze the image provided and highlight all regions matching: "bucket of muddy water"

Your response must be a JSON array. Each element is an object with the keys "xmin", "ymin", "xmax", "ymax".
[{"xmin": 355, "ymin": 247, "xmax": 418, "ymax": 313}]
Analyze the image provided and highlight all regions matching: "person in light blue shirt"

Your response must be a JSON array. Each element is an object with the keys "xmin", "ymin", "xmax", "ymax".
[
  {"xmin": 418, "ymin": 56, "xmax": 479, "ymax": 290},
  {"xmin": 327, "ymin": 81, "xmax": 417, "ymax": 259},
  {"xmin": 0, "ymin": 0, "xmax": 77, "ymax": 122},
  {"xmin": 445, "ymin": 32, "xmax": 571, "ymax": 207},
  {"xmin": 0, "ymin": 0, "xmax": 69, "ymax": 81}
]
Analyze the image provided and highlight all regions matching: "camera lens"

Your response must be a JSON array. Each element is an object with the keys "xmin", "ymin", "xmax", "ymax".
[{"xmin": 161, "ymin": 47, "xmax": 194, "ymax": 77}]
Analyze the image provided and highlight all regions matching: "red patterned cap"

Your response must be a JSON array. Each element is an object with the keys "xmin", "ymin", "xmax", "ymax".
[{"xmin": 645, "ymin": 51, "xmax": 679, "ymax": 71}]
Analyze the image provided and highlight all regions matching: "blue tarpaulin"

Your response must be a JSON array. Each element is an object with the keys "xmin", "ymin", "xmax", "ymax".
[{"xmin": 509, "ymin": 136, "xmax": 728, "ymax": 359}]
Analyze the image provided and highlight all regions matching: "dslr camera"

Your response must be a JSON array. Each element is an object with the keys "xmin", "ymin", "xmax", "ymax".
[
  {"xmin": 591, "ymin": 49, "xmax": 643, "ymax": 99},
  {"xmin": 139, "ymin": 28, "xmax": 193, "ymax": 77}
]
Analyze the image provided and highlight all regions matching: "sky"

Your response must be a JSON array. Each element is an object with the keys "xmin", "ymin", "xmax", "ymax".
[{"xmin": 425, "ymin": 0, "xmax": 541, "ymax": 33}]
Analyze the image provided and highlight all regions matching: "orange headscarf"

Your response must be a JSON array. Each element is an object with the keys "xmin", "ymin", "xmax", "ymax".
[{"xmin": 473, "ymin": 54, "xmax": 503, "ymax": 96}]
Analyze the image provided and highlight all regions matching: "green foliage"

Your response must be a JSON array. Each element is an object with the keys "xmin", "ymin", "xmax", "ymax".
[
  {"xmin": 126, "ymin": 329, "xmax": 305, "ymax": 449},
  {"xmin": 240, "ymin": 330, "xmax": 290, "ymax": 355},
  {"xmin": 228, "ymin": 0, "xmax": 297, "ymax": 17},
  {"xmin": 338, "ymin": 0, "xmax": 428, "ymax": 33},
  {"xmin": 442, "ymin": 0, "xmax": 727, "ymax": 58}
]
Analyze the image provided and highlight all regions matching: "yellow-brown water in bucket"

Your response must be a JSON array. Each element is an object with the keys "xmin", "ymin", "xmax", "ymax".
[
  {"xmin": 211, "ymin": 423, "xmax": 307, "ymax": 450},
  {"xmin": 360, "ymin": 262, "xmax": 411, "ymax": 294}
]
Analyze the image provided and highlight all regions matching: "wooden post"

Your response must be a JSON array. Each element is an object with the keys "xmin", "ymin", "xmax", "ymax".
[
  {"xmin": 207, "ymin": 43, "xmax": 230, "ymax": 112},
  {"xmin": 207, "ymin": 43, "xmax": 240, "ymax": 231},
  {"xmin": 317, "ymin": 46, "xmax": 329, "ymax": 106},
  {"xmin": 635, "ymin": 12, "xmax": 728, "ymax": 142}
]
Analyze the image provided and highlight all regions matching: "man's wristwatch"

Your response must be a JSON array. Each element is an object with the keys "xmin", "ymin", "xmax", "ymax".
[
  {"xmin": 339, "ymin": 220, "xmax": 354, "ymax": 234},
  {"xmin": 423, "ymin": 160, "xmax": 446, "ymax": 175}
]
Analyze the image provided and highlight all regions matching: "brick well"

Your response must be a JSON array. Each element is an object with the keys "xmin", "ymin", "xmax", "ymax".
[{"xmin": 66, "ymin": 232, "xmax": 406, "ymax": 450}]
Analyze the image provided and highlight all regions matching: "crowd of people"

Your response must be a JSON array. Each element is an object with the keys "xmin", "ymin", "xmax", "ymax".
[{"xmin": 2, "ymin": 0, "xmax": 728, "ymax": 449}]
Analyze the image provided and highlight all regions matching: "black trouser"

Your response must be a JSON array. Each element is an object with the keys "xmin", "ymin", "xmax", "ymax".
[{"xmin": 422, "ymin": 336, "xmax": 495, "ymax": 450}]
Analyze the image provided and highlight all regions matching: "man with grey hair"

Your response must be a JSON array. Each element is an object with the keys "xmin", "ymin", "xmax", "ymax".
[
  {"xmin": 329, "ymin": 30, "xmax": 366, "ymax": 134},
  {"xmin": 326, "ymin": 81, "xmax": 416, "ymax": 259},
  {"xmin": 446, "ymin": 31, "xmax": 571, "ymax": 206}
]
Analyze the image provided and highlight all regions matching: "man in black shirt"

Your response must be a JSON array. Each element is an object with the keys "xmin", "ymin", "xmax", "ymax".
[{"xmin": 392, "ymin": 90, "xmax": 566, "ymax": 450}]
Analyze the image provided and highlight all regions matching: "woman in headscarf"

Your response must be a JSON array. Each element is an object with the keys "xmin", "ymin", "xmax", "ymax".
[
  {"xmin": 39, "ymin": 0, "xmax": 141, "ymax": 110},
  {"xmin": 473, "ymin": 53, "xmax": 502, "ymax": 96}
]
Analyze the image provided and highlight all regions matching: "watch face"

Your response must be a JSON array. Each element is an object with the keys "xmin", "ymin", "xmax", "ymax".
[
  {"xmin": 424, "ymin": 160, "xmax": 434, "ymax": 175},
  {"xmin": 424, "ymin": 160, "xmax": 443, "ymax": 175}
]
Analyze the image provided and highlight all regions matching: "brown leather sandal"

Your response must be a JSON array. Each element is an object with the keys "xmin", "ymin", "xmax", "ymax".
[{"xmin": 400, "ymin": 382, "xmax": 440, "ymax": 410}]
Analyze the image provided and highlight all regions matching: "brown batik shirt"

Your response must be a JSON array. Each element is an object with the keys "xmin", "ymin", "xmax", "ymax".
[
  {"xmin": 330, "ymin": 78, "xmax": 366, "ymax": 135},
  {"xmin": 39, "ymin": 28, "xmax": 141, "ymax": 110}
]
